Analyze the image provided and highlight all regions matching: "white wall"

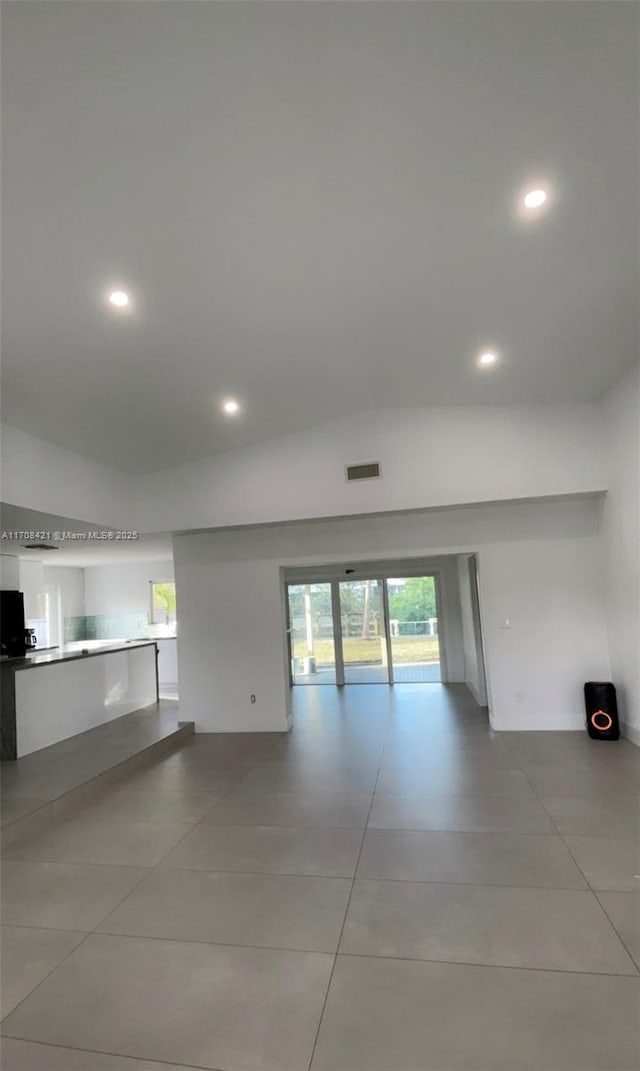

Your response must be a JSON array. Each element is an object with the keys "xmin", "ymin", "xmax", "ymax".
[
  {"xmin": 478, "ymin": 537, "xmax": 610, "ymax": 731},
  {"xmin": 0, "ymin": 554, "xmax": 20, "ymax": 589},
  {"xmin": 138, "ymin": 404, "xmax": 605, "ymax": 533},
  {"xmin": 4, "ymin": 394, "xmax": 631, "ymax": 737},
  {"xmin": 0, "ymin": 422, "xmax": 133, "ymax": 527},
  {"xmin": 176, "ymin": 557, "xmax": 290, "ymax": 733},
  {"xmin": 43, "ymin": 565, "xmax": 85, "ymax": 620},
  {"xmin": 601, "ymin": 363, "xmax": 640, "ymax": 742},
  {"xmin": 84, "ymin": 560, "xmax": 174, "ymax": 617},
  {"xmin": 174, "ymin": 496, "xmax": 610, "ymax": 733},
  {"xmin": 2, "ymin": 403, "xmax": 607, "ymax": 536}
]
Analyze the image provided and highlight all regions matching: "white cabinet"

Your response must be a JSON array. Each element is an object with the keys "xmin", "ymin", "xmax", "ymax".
[
  {"xmin": 19, "ymin": 560, "xmax": 45, "ymax": 619},
  {"xmin": 156, "ymin": 638, "xmax": 178, "ymax": 684}
]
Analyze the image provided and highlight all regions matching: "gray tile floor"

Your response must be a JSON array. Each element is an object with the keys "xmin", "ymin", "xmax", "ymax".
[
  {"xmin": 1, "ymin": 683, "xmax": 639, "ymax": 1070},
  {"xmin": 0, "ymin": 703, "xmax": 186, "ymax": 831}
]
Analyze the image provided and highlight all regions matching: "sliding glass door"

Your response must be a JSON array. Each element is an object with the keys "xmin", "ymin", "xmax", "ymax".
[
  {"xmin": 387, "ymin": 575, "xmax": 441, "ymax": 682},
  {"xmin": 339, "ymin": 579, "xmax": 389, "ymax": 684},
  {"xmin": 287, "ymin": 583, "xmax": 337, "ymax": 685},
  {"xmin": 287, "ymin": 572, "xmax": 441, "ymax": 686}
]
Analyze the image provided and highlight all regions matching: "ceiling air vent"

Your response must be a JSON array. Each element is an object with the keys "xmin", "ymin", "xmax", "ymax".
[{"xmin": 345, "ymin": 461, "xmax": 381, "ymax": 483}]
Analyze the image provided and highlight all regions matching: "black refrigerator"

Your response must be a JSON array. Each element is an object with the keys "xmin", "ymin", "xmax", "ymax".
[{"xmin": 1, "ymin": 590, "xmax": 26, "ymax": 657}]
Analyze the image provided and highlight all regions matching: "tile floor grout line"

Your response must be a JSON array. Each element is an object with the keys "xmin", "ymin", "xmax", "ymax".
[
  {"xmin": 58, "ymin": 928, "xmax": 342, "ymax": 958},
  {"xmin": 8, "ymin": 818, "xmax": 593, "ymax": 842},
  {"xmin": 74, "ymin": 858, "xmax": 162, "ymax": 937},
  {"xmin": 498, "ymin": 732, "xmax": 640, "ymax": 967},
  {"xmin": 593, "ymin": 888, "xmax": 640, "ymax": 973},
  {"xmin": 1, "ymin": 921, "xmax": 89, "ymax": 933},
  {"xmin": 306, "ymin": 700, "xmax": 395, "ymax": 1071},
  {"xmin": 1, "ymin": 764, "xmax": 259, "ymax": 861},
  {"xmin": 185, "ymin": 758, "xmax": 368, "ymax": 832},
  {"xmin": 0, "ymin": 1032, "xmax": 227, "ymax": 1071},
  {"xmin": 590, "ymin": 893, "xmax": 640, "ymax": 974},
  {"xmin": 192, "ymin": 821, "xmax": 373, "ymax": 832},
  {"xmin": 74, "ymin": 742, "xmax": 306, "ymax": 948},
  {"xmin": 0, "ymin": 727, "xmax": 195, "ymax": 823},
  {"xmin": 559, "ymin": 832, "xmax": 640, "ymax": 962},
  {"xmin": 3, "ymin": 861, "xmax": 603, "ymax": 888},
  {"xmin": 351, "ymin": 823, "xmax": 558, "ymax": 835},
  {"xmin": 1, "ymin": 740, "xmax": 297, "ymax": 1036},
  {"xmin": 1, "ymin": 854, "xmax": 150, "ymax": 870},
  {"xmin": 500, "ymin": 734, "xmax": 600, "ymax": 856},
  {"xmin": 0, "ymin": 928, "xmax": 94, "ymax": 1027},
  {"xmin": 31, "ymin": 926, "xmax": 635, "ymax": 979},
  {"xmin": 332, "ymin": 950, "xmax": 640, "ymax": 979},
  {"xmin": 4, "ymin": 706, "xmax": 638, "ymax": 1067}
]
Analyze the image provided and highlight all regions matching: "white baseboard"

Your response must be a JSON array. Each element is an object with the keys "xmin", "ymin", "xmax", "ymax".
[{"xmin": 491, "ymin": 715, "xmax": 586, "ymax": 732}]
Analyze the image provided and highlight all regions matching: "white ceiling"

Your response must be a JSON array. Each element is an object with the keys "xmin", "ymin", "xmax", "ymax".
[
  {"xmin": 0, "ymin": 503, "xmax": 173, "ymax": 567},
  {"xmin": 2, "ymin": 1, "xmax": 638, "ymax": 474}
]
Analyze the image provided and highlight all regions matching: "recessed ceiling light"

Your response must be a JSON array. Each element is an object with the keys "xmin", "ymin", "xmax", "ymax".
[
  {"xmin": 222, "ymin": 399, "xmax": 240, "ymax": 414},
  {"xmin": 478, "ymin": 351, "xmax": 498, "ymax": 367},
  {"xmin": 523, "ymin": 188, "xmax": 547, "ymax": 209},
  {"xmin": 108, "ymin": 290, "xmax": 129, "ymax": 307}
]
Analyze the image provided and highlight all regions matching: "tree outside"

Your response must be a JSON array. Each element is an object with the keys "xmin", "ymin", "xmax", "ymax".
[
  {"xmin": 288, "ymin": 578, "xmax": 438, "ymax": 622},
  {"xmin": 388, "ymin": 576, "xmax": 436, "ymax": 623},
  {"xmin": 152, "ymin": 581, "xmax": 177, "ymax": 624}
]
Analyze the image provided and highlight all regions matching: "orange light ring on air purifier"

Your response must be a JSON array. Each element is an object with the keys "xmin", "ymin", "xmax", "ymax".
[{"xmin": 591, "ymin": 710, "xmax": 613, "ymax": 732}]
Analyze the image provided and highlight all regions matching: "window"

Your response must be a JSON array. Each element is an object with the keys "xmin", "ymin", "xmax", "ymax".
[{"xmin": 150, "ymin": 581, "xmax": 177, "ymax": 626}]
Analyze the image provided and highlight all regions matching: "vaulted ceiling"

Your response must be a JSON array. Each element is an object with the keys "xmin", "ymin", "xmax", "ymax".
[{"xmin": 2, "ymin": 1, "xmax": 638, "ymax": 473}]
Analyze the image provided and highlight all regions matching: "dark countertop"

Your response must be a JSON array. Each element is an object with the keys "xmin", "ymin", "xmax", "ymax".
[{"xmin": 0, "ymin": 640, "xmax": 158, "ymax": 672}]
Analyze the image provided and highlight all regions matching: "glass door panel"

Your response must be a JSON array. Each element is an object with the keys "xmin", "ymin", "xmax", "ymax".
[
  {"xmin": 339, "ymin": 579, "xmax": 388, "ymax": 684},
  {"xmin": 287, "ymin": 583, "xmax": 337, "ymax": 685},
  {"xmin": 387, "ymin": 575, "xmax": 441, "ymax": 682}
]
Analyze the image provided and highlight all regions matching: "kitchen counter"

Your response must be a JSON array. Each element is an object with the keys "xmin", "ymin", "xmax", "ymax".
[
  {"xmin": 1, "ymin": 639, "xmax": 158, "ymax": 671},
  {"xmin": 1, "ymin": 642, "xmax": 159, "ymax": 760}
]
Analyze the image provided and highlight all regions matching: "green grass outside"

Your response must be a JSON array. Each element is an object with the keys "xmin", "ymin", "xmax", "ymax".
[{"xmin": 293, "ymin": 635, "xmax": 440, "ymax": 665}]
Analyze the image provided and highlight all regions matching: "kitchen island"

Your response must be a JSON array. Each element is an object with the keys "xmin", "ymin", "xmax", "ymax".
[{"xmin": 0, "ymin": 641, "xmax": 159, "ymax": 760}]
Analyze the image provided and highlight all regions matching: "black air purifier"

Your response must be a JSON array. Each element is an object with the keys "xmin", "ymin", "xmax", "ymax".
[{"xmin": 584, "ymin": 681, "xmax": 619, "ymax": 740}]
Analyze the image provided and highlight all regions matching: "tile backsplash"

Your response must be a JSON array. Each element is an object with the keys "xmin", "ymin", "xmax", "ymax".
[{"xmin": 64, "ymin": 613, "xmax": 174, "ymax": 642}]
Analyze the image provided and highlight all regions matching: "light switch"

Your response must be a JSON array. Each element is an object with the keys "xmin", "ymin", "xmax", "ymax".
[{"xmin": 500, "ymin": 618, "xmax": 512, "ymax": 629}]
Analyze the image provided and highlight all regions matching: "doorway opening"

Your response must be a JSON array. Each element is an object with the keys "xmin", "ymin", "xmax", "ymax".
[{"xmin": 286, "ymin": 572, "xmax": 443, "ymax": 687}]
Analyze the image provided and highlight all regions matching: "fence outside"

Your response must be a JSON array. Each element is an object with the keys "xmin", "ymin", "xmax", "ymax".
[{"xmin": 291, "ymin": 616, "xmax": 438, "ymax": 639}]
